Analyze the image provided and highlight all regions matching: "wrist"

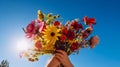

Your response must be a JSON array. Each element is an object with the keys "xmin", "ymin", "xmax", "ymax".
[
  {"xmin": 64, "ymin": 63, "xmax": 74, "ymax": 67},
  {"xmin": 64, "ymin": 60, "xmax": 74, "ymax": 67},
  {"xmin": 47, "ymin": 55, "xmax": 60, "ymax": 67}
]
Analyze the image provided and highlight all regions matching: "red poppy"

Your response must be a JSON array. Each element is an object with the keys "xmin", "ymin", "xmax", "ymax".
[
  {"xmin": 67, "ymin": 31, "xmax": 75, "ymax": 40},
  {"xmin": 60, "ymin": 34, "xmax": 66, "ymax": 41},
  {"xmin": 62, "ymin": 27, "xmax": 68, "ymax": 35},
  {"xmin": 70, "ymin": 42, "xmax": 79, "ymax": 51},
  {"xmin": 35, "ymin": 41, "xmax": 42, "ymax": 51},
  {"xmin": 78, "ymin": 23, "xmax": 84, "ymax": 30},
  {"xmin": 82, "ymin": 16, "xmax": 96, "ymax": 28},
  {"xmin": 71, "ymin": 20, "xmax": 78, "ymax": 30},
  {"xmin": 71, "ymin": 20, "xmax": 84, "ymax": 30},
  {"xmin": 82, "ymin": 32, "xmax": 89, "ymax": 39},
  {"xmin": 54, "ymin": 21, "xmax": 60, "ymax": 26}
]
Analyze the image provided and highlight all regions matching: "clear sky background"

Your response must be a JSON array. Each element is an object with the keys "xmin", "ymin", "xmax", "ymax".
[{"xmin": 0, "ymin": 0, "xmax": 120, "ymax": 67}]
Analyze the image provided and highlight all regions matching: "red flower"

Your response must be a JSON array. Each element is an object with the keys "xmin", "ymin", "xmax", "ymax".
[
  {"xmin": 62, "ymin": 27, "xmax": 68, "ymax": 35},
  {"xmin": 78, "ymin": 23, "xmax": 84, "ymax": 30},
  {"xmin": 60, "ymin": 34, "xmax": 66, "ymax": 41},
  {"xmin": 70, "ymin": 42, "xmax": 79, "ymax": 51},
  {"xmin": 85, "ymin": 27, "xmax": 93, "ymax": 34},
  {"xmin": 54, "ymin": 21, "xmax": 60, "ymax": 26},
  {"xmin": 71, "ymin": 20, "xmax": 83, "ymax": 30},
  {"xmin": 82, "ymin": 27, "xmax": 93, "ymax": 39},
  {"xmin": 82, "ymin": 32, "xmax": 89, "ymax": 39},
  {"xmin": 35, "ymin": 41, "xmax": 42, "ymax": 51},
  {"xmin": 82, "ymin": 16, "xmax": 96, "ymax": 28},
  {"xmin": 26, "ymin": 20, "xmax": 36, "ymax": 38},
  {"xmin": 67, "ymin": 31, "xmax": 75, "ymax": 40},
  {"xmin": 71, "ymin": 20, "xmax": 79, "ymax": 30}
]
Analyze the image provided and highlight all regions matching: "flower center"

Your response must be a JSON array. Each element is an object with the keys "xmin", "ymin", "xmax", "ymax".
[{"xmin": 51, "ymin": 32, "xmax": 55, "ymax": 36}]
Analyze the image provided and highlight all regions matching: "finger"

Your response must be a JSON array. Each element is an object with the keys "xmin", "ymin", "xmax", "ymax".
[
  {"xmin": 55, "ymin": 56, "xmax": 66, "ymax": 66},
  {"xmin": 55, "ymin": 53, "xmax": 63, "ymax": 59},
  {"xmin": 55, "ymin": 50, "xmax": 67, "ymax": 56},
  {"xmin": 55, "ymin": 55, "xmax": 63, "ymax": 63}
]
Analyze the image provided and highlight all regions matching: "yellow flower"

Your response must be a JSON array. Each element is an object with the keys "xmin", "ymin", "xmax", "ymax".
[
  {"xmin": 34, "ymin": 35, "xmax": 42, "ymax": 42},
  {"xmin": 42, "ymin": 25, "xmax": 61, "ymax": 46},
  {"xmin": 68, "ymin": 39, "xmax": 78, "ymax": 45},
  {"xmin": 38, "ymin": 10, "xmax": 44, "ymax": 21},
  {"xmin": 42, "ymin": 44, "xmax": 55, "ymax": 51}
]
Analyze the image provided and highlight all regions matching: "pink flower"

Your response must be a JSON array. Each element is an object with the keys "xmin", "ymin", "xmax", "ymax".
[
  {"xmin": 19, "ymin": 51, "xmax": 26, "ymax": 58},
  {"xmin": 26, "ymin": 20, "xmax": 36, "ymax": 38},
  {"xmin": 35, "ymin": 41, "xmax": 42, "ymax": 51},
  {"xmin": 36, "ymin": 19, "xmax": 44, "ymax": 33},
  {"xmin": 89, "ymin": 35, "xmax": 99, "ymax": 48}
]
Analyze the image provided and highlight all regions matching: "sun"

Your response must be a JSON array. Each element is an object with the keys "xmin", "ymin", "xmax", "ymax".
[{"xmin": 16, "ymin": 38, "xmax": 33, "ymax": 51}]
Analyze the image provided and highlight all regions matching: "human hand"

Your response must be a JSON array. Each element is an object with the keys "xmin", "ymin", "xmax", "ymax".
[
  {"xmin": 46, "ymin": 55, "xmax": 60, "ymax": 67},
  {"xmin": 55, "ymin": 50, "xmax": 74, "ymax": 67}
]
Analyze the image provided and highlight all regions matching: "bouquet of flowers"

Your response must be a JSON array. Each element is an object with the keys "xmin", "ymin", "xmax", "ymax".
[{"xmin": 20, "ymin": 10, "xmax": 99, "ymax": 62}]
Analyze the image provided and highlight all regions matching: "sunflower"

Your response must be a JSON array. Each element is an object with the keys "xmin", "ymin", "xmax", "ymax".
[{"xmin": 42, "ymin": 25, "xmax": 61, "ymax": 46}]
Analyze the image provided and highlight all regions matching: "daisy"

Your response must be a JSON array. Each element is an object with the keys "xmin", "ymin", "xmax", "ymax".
[{"xmin": 42, "ymin": 25, "xmax": 61, "ymax": 46}]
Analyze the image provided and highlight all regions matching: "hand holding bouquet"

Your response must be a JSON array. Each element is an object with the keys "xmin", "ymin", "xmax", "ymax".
[{"xmin": 20, "ymin": 10, "xmax": 99, "ymax": 63}]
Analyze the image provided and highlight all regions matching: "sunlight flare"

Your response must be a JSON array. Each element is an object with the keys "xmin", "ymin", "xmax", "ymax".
[{"xmin": 16, "ymin": 38, "xmax": 33, "ymax": 51}]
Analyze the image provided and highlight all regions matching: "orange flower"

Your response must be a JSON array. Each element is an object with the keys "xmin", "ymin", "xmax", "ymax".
[{"xmin": 89, "ymin": 35, "xmax": 99, "ymax": 48}]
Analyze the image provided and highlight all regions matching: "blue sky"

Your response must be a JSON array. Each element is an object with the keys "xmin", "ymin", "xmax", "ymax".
[{"xmin": 0, "ymin": 0, "xmax": 120, "ymax": 67}]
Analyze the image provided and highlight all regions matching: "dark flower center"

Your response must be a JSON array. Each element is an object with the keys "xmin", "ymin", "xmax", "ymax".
[{"xmin": 51, "ymin": 32, "xmax": 55, "ymax": 36}]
